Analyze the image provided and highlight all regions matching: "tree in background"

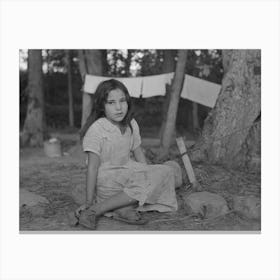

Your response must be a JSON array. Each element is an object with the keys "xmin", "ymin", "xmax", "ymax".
[
  {"xmin": 106, "ymin": 49, "xmax": 164, "ymax": 77},
  {"xmin": 19, "ymin": 49, "xmax": 224, "ymax": 133},
  {"xmin": 66, "ymin": 50, "xmax": 74, "ymax": 127},
  {"xmin": 159, "ymin": 50, "xmax": 176, "ymax": 139},
  {"xmin": 191, "ymin": 50, "xmax": 261, "ymax": 169},
  {"xmin": 21, "ymin": 50, "xmax": 45, "ymax": 147},
  {"xmin": 78, "ymin": 50, "xmax": 105, "ymax": 126},
  {"xmin": 160, "ymin": 50, "xmax": 188, "ymax": 156},
  {"xmin": 186, "ymin": 50, "xmax": 223, "ymax": 133},
  {"xmin": 137, "ymin": 49, "xmax": 164, "ymax": 76}
]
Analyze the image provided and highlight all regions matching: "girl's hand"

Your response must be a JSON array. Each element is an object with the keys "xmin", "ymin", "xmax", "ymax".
[{"xmin": 133, "ymin": 146, "xmax": 147, "ymax": 164}]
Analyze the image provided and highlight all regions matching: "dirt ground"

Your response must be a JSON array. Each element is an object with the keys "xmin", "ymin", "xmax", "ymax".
[{"xmin": 19, "ymin": 133, "xmax": 261, "ymax": 232}]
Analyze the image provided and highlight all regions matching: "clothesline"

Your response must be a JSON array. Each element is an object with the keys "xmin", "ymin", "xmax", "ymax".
[{"xmin": 83, "ymin": 73, "xmax": 221, "ymax": 108}]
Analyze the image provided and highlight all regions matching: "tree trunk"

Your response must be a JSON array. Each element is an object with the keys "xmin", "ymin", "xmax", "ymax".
[
  {"xmin": 21, "ymin": 50, "xmax": 45, "ymax": 147},
  {"xmin": 125, "ymin": 49, "xmax": 133, "ymax": 76},
  {"xmin": 78, "ymin": 50, "xmax": 104, "ymax": 127},
  {"xmin": 192, "ymin": 102, "xmax": 200, "ymax": 132},
  {"xmin": 159, "ymin": 50, "xmax": 176, "ymax": 139},
  {"xmin": 101, "ymin": 50, "xmax": 108, "ymax": 74},
  {"xmin": 66, "ymin": 50, "xmax": 74, "ymax": 127},
  {"xmin": 238, "ymin": 115, "xmax": 261, "ymax": 171},
  {"xmin": 66, "ymin": 50, "xmax": 74, "ymax": 126},
  {"xmin": 160, "ymin": 50, "xmax": 188, "ymax": 155},
  {"xmin": 191, "ymin": 50, "xmax": 261, "ymax": 169}
]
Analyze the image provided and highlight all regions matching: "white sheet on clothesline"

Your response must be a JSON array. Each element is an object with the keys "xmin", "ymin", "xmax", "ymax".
[
  {"xmin": 83, "ymin": 75, "xmax": 143, "ymax": 98},
  {"xmin": 83, "ymin": 73, "xmax": 221, "ymax": 108},
  {"xmin": 181, "ymin": 75, "xmax": 221, "ymax": 108},
  {"xmin": 141, "ymin": 73, "xmax": 174, "ymax": 97}
]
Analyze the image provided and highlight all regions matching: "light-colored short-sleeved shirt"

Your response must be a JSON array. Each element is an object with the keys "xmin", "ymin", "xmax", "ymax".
[{"xmin": 83, "ymin": 117, "xmax": 141, "ymax": 166}]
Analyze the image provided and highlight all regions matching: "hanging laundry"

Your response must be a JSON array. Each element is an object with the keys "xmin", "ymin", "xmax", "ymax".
[
  {"xmin": 141, "ymin": 73, "xmax": 173, "ymax": 98},
  {"xmin": 83, "ymin": 75, "xmax": 107, "ymax": 94},
  {"xmin": 181, "ymin": 75, "xmax": 221, "ymax": 108},
  {"xmin": 83, "ymin": 73, "xmax": 221, "ymax": 108},
  {"xmin": 83, "ymin": 75, "xmax": 143, "ymax": 98},
  {"xmin": 117, "ymin": 76, "xmax": 143, "ymax": 98}
]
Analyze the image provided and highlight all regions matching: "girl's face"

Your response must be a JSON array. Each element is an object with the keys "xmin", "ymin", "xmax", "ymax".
[{"xmin": 104, "ymin": 89, "xmax": 128, "ymax": 124}]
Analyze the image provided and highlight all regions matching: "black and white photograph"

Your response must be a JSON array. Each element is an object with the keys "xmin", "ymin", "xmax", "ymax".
[
  {"xmin": 19, "ymin": 49, "xmax": 261, "ymax": 232},
  {"xmin": 1, "ymin": 0, "xmax": 280, "ymax": 280}
]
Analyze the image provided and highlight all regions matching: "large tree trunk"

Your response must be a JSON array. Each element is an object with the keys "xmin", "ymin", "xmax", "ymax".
[
  {"xmin": 159, "ymin": 50, "xmax": 176, "ymax": 139},
  {"xmin": 78, "ymin": 50, "xmax": 104, "ymax": 127},
  {"xmin": 160, "ymin": 50, "xmax": 188, "ymax": 155},
  {"xmin": 191, "ymin": 50, "xmax": 261, "ymax": 169},
  {"xmin": 21, "ymin": 50, "xmax": 45, "ymax": 147},
  {"xmin": 66, "ymin": 50, "xmax": 74, "ymax": 127},
  {"xmin": 238, "ymin": 115, "xmax": 261, "ymax": 171}
]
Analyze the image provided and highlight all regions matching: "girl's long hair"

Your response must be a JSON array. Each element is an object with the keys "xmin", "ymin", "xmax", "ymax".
[{"xmin": 80, "ymin": 79, "xmax": 134, "ymax": 139}]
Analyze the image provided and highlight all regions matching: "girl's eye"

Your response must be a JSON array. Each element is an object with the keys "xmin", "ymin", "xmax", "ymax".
[{"xmin": 106, "ymin": 100, "xmax": 126, "ymax": 104}]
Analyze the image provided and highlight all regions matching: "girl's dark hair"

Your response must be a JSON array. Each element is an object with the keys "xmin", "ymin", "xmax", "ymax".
[{"xmin": 80, "ymin": 79, "xmax": 134, "ymax": 139}]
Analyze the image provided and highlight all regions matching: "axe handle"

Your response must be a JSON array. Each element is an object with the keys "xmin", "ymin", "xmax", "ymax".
[{"xmin": 176, "ymin": 137, "xmax": 196, "ymax": 184}]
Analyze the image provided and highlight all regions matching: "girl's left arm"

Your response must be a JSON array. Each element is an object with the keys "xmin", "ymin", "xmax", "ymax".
[{"xmin": 133, "ymin": 146, "xmax": 148, "ymax": 164}]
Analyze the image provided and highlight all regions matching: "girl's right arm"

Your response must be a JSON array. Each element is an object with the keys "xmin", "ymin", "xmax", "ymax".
[
  {"xmin": 75, "ymin": 152, "xmax": 100, "ymax": 216},
  {"xmin": 85, "ymin": 152, "xmax": 101, "ymax": 207}
]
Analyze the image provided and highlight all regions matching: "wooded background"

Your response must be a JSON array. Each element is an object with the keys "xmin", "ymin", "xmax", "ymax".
[
  {"xmin": 20, "ymin": 50, "xmax": 222, "ymax": 129},
  {"xmin": 19, "ymin": 49, "xmax": 261, "ymax": 170}
]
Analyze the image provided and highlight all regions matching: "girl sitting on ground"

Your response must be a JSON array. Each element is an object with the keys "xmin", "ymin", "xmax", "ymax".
[{"xmin": 75, "ymin": 79, "xmax": 178, "ymax": 229}]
